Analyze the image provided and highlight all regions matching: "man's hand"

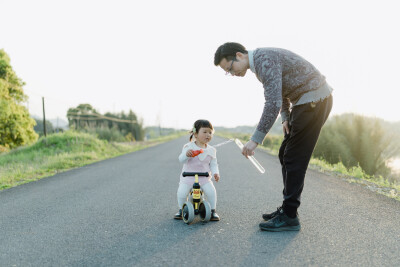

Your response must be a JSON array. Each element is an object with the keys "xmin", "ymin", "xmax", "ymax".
[
  {"xmin": 242, "ymin": 140, "xmax": 258, "ymax": 158},
  {"xmin": 214, "ymin": 173, "xmax": 220, "ymax": 182},
  {"xmin": 283, "ymin": 121, "xmax": 290, "ymax": 135}
]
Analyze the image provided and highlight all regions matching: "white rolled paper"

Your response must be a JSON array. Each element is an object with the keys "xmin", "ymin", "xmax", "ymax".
[{"xmin": 234, "ymin": 139, "xmax": 265, "ymax": 174}]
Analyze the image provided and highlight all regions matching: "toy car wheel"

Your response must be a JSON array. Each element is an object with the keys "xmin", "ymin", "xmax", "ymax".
[
  {"xmin": 199, "ymin": 201, "xmax": 211, "ymax": 222},
  {"xmin": 182, "ymin": 201, "xmax": 195, "ymax": 224}
]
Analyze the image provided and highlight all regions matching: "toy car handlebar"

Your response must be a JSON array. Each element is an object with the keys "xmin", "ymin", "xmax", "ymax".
[{"xmin": 182, "ymin": 172, "xmax": 209, "ymax": 177}]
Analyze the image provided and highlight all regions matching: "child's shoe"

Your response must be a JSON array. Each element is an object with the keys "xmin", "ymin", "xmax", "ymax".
[
  {"xmin": 210, "ymin": 209, "xmax": 220, "ymax": 221},
  {"xmin": 174, "ymin": 209, "xmax": 182, "ymax": 220}
]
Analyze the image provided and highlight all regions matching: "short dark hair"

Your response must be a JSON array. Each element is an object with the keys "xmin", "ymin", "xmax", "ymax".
[
  {"xmin": 190, "ymin": 119, "xmax": 214, "ymax": 141},
  {"xmin": 214, "ymin": 42, "xmax": 248, "ymax": 66}
]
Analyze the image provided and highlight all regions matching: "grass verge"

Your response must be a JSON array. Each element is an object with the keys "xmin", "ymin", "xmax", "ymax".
[
  {"xmin": 0, "ymin": 131, "xmax": 185, "ymax": 190},
  {"xmin": 216, "ymin": 132, "xmax": 400, "ymax": 201}
]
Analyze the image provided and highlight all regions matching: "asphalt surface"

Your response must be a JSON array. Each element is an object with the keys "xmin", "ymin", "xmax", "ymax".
[{"xmin": 1, "ymin": 136, "xmax": 399, "ymax": 266}]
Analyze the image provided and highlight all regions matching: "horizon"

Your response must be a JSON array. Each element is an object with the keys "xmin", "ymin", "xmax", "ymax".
[{"xmin": 32, "ymin": 112, "xmax": 400, "ymax": 131}]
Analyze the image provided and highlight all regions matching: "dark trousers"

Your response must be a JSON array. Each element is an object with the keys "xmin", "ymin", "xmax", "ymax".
[{"xmin": 279, "ymin": 95, "xmax": 333, "ymax": 217}]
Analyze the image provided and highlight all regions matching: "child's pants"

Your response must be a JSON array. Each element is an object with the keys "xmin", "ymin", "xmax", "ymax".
[{"xmin": 177, "ymin": 182, "xmax": 217, "ymax": 210}]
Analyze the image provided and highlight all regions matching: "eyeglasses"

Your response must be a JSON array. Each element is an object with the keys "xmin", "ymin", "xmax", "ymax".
[{"xmin": 225, "ymin": 56, "xmax": 236, "ymax": 76}]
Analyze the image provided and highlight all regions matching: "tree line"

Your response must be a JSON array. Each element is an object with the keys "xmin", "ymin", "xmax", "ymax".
[
  {"xmin": 67, "ymin": 104, "xmax": 144, "ymax": 142},
  {"xmin": 0, "ymin": 48, "xmax": 145, "ymax": 153}
]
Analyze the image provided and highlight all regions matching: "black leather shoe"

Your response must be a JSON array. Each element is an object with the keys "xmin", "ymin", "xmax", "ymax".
[
  {"xmin": 174, "ymin": 209, "xmax": 182, "ymax": 220},
  {"xmin": 262, "ymin": 206, "xmax": 283, "ymax": 221},
  {"xmin": 259, "ymin": 212, "xmax": 300, "ymax": 232},
  {"xmin": 210, "ymin": 209, "xmax": 220, "ymax": 221}
]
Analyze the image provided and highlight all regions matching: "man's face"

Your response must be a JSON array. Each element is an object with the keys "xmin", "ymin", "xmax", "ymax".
[{"xmin": 219, "ymin": 52, "xmax": 248, "ymax": 77}]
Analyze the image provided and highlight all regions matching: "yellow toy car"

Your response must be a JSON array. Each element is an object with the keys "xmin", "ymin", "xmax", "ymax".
[{"xmin": 181, "ymin": 172, "xmax": 212, "ymax": 224}]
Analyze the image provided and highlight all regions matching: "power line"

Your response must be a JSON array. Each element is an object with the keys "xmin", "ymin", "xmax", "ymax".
[{"xmin": 67, "ymin": 112, "xmax": 137, "ymax": 124}]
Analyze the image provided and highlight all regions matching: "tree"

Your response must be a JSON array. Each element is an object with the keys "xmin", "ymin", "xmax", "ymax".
[
  {"xmin": 0, "ymin": 49, "xmax": 38, "ymax": 151},
  {"xmin": 127, "ymin": 109, "xmax": 144, "ymax": 141},
  {"xmin": 66, "ymin": 104, "xmax": 145, "ymax": 141},
  {"xmin": 67, "ymin": 104, "xmax": 99, "ymax": 129},
  {"xmin": 34, "ymin": 118, "xmax": 54, "ymax": 136}
]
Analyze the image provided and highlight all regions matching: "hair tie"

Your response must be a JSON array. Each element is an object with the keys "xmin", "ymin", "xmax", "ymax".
[{"xmin": 192, "ymin": 126, "xmax": 196, "ymax": 133}]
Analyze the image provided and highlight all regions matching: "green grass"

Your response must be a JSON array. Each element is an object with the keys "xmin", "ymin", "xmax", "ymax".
[
  {"xmin": 216, "ymin": 132, "xmax": 400, "ymax": 201},
  {"xmin": 0, "ymin": 131, "xmax": 185, "ymax": 190},
  {"xmin": 308, "ymin": 158, "xmax": 400, "ymax": 201}
]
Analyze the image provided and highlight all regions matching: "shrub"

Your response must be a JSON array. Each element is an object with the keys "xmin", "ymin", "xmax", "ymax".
[{"xmin": 314, "ymin": 114, "xmax": 399, "ymax": 177}]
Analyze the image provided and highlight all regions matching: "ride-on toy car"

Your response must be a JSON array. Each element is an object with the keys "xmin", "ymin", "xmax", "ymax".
[{"xmin": 181, "ymin": 172, "xmax": 212, "ymax": 224}]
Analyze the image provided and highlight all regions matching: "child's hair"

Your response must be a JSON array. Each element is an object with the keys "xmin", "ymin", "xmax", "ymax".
[{"xmin": 190, "ymin": 119, "xmax": 214, "ymax": 141}]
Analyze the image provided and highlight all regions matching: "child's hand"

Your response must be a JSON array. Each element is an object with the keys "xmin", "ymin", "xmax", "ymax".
[
  {"xmin": 186, "ymin": 149, "xmax": 194, "ymax": 157},
  {"xmin": 214, "ymin": 173, "xmax": 220, "ymax": 182}
]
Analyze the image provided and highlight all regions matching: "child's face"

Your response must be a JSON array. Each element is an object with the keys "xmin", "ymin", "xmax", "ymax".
[{"xmin": 195, "ymin": 127, "xmax": 213, "ymax": 144}]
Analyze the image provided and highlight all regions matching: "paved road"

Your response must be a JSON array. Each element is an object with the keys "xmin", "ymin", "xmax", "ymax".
[{"xmin": 1, "ymin": 136, "xmax": 399, "ymax": 266}]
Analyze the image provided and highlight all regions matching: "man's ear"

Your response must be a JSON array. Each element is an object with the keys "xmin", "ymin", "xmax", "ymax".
[{"xmin": 236, "ymin": 52, "xmax": 244, "ymax": 59}]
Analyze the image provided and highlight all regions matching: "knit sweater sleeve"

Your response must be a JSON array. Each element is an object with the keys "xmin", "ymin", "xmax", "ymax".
[
  {"xmin": 251, "ymin": 54, "xmax": 282, "ymax": 145},
  {"xmin": 280, "ymin": 97, "xmax": 290, "ymax": 123}
]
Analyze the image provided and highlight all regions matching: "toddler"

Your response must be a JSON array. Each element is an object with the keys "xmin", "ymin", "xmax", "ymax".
[{"xmin": 174, "ymin": 119, "xmax": 220, "ymax": 221}]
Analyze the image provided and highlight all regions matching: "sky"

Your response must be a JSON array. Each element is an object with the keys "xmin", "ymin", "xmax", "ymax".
[{"xmin": 1, "ymin": 0, "xmax": 399, "ymax": 130}]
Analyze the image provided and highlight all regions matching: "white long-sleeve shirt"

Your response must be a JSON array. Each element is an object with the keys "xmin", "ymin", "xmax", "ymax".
[{"xmin": 178, "ymin": 142, "xmax": 219, "ymax": 185}]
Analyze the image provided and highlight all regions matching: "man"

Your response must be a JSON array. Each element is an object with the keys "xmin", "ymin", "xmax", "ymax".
[{"xmin": 214, "ymin": 42, "xmax": 333, "ymax": 231}]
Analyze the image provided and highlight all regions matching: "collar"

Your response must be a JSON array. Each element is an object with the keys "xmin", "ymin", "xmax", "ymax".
[
  {"xmin": 248, "ymin": 50, "xmax": 256, "ymax": 73},
  {"xmin": 187, "ymin": 142, "xmax": 216, "ymax": 160}
]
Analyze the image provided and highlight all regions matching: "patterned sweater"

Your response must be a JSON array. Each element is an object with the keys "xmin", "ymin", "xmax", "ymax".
[{"xmin": 248, "ymin": 48, "xmax": 333, "ymax": 144}]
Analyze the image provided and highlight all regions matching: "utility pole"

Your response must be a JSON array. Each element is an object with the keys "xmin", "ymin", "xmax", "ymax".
[{"xmin": 42, "ymin": 97, "xmax": 47, "ymax": 137}]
